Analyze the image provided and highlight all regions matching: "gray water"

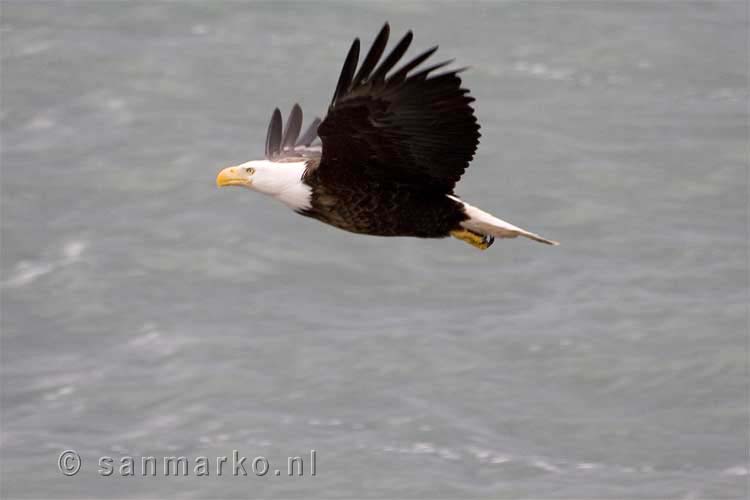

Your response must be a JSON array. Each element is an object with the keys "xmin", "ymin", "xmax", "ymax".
[{"xmin": 1, "ymin": 1, "xmax": 747, "ymax": 498}]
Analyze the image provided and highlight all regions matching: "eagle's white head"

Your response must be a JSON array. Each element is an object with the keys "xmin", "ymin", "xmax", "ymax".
[{"xmin": 216, "ymin": 159, "xmax": 312, "ymax": 210}]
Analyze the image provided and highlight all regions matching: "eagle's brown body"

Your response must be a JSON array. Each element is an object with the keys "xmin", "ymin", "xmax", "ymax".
[{"xmin": 300, "ymin": 162, "xmax": 468, "ymax": 237}]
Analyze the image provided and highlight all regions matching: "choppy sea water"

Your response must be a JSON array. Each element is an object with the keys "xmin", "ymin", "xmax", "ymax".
[{"xmin": 1, "ymin": 1, "xmax": 747, "ymax": 498}]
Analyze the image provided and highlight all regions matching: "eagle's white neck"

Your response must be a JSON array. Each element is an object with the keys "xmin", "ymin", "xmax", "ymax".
[{"xmin": 238, "ymin": 159, "xmax": 312, "ymax": 210}]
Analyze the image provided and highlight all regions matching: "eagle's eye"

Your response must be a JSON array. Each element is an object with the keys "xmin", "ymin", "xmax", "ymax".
[{"xmin": 245, "ymin": 167, "xmax": 255, "ymax": 175}]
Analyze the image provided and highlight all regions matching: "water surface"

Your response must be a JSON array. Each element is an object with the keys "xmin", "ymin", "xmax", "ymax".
[{"xmin": 1, "ymin": 1, "xmax": 747, "ymax": 498}]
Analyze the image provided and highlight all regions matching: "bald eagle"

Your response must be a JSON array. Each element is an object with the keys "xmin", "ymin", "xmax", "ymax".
[{"xmin": 216, "ymin": 23, "xmax": 557, "ymax": 249}]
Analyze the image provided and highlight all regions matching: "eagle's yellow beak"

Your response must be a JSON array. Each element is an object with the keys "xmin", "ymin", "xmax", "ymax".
[{"xmin": 216, "ymin": 166, "xmax": 252, "ymax": 188}]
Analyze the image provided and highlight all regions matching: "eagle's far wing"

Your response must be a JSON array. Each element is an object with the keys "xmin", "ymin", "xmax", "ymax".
[
  {"xmin": 315, "ymin": 23, "xmax": 481, "ymax": 192},
  {"xmin": 264, "ymin": 104, "xmax": 322, "ymax": 161}
]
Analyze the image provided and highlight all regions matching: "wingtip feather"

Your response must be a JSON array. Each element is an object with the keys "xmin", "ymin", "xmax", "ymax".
[{"xmin": 265, "ymin": 107, "xmax": 283, "ymax": 159}]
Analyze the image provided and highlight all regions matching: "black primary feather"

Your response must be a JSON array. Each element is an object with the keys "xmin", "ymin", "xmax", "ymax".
[
  {"xmin": 296, "ymin": 117, "xmax": 321, "ymax": 147},
  {"xmin": 370, "ymin": 30, "xmax": 412, "ymax": 83},
  {"xmin": 330, "ymin": 39, "xmax": 360, "ymax": 106},
  {"xmin": 352, "ymin": 23, "xmax": 390, "ymax": 86},
  {"xmin": 404, "ymin": 59, "xmax": 454, "ymax": 82},
  {"xmin": 264, "ymin": 108, "xmax": 282, "ymax": 160},
  {"xmin": 281, "ymin": 103, "xmax": 302, "ymax": 151},
  {"xmin": 388, "ymin": 45, "xmax": 438, "ymax": 85}
]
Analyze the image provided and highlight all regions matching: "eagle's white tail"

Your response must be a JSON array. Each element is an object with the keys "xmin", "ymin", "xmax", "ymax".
[{"xmin": 449, "ymin": 196, "xmax": 559, "ymax": 246}]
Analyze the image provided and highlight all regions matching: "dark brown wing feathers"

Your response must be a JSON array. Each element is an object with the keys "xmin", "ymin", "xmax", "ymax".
[
  {"xmin": 264, "ymin": 104, "xmax": 321, "ymax": 160},
  {"xmin": 316, "ymin": 22, "xmax": 481, "ymax": 192}
]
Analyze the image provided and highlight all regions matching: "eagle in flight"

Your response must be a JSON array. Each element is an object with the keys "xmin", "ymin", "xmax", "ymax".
[{"xmin": 216, "ymin": 23, "xmax": 557, "ymax": 249}]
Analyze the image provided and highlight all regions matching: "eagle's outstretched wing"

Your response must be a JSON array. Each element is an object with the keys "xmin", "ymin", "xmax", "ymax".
[
  {"xmin": 264, "ymin": 104, "xmax": 322, "ymax": 161},
  {"xmin": 314, "ymin": 23, "xmax": 481, "ymax": 192}
]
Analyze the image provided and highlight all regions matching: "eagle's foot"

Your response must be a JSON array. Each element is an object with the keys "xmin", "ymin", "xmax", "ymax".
[{"xmin": 450, "ymin": 229, "xmax": 495, "ymax": 250}]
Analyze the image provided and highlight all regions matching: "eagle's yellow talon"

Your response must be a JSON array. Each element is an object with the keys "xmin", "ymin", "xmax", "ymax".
[{"xmin": 450, "ymin": 229, "xmax": 494, "ymax": 250}]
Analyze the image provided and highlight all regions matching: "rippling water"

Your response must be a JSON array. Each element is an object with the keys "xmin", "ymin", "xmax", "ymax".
[{"xmin": 1, "ymin": 1, "xmax": 747, "ymax": 498}]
